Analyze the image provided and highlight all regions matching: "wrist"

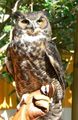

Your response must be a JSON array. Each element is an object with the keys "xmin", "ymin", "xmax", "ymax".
[{"xmin": 26, "ymin": 109, "xmax": 30, "ymax": 120}]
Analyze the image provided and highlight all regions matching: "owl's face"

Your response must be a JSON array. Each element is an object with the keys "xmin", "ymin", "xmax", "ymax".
[{"xmin": 14, "ymin": 11, "xmax": 52, "ymax": 42}]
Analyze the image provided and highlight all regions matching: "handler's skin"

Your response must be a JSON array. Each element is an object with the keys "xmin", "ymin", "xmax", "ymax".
[{"xmin": 10, "ymin": 90, "xmax": 50, "ymax": 120}]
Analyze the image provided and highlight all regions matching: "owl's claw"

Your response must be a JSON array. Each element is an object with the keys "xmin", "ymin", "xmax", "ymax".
[
  {"xmin": 17, "ymin": 93, "xmax": 29, "ymax": 110},
  {"xmin": 41, "ymin": 85, "xmax": 49, "ymax": 95},
  {"xmin": 41, "ymin": 84, "xmax": 55, "ymax": 98}
]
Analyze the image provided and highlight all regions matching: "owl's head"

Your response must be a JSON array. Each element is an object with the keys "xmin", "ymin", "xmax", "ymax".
[{"xmin": 13, "ymin": 11, "xmax": 52, "ymax": 42}]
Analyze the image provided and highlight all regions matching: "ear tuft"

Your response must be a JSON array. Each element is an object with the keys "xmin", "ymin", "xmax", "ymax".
[
  {"xmin": 38, "ymin": 11, "xmax": 48, "ymax": 17},
  {"xmin": 13, "ymin": 11, "xmax": 22, "ymax": 19}
]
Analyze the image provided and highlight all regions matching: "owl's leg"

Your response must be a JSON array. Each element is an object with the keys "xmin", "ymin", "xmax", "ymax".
[{"xmin": 17, "ymin": 93, "xmax": 29, "ymax": 110}]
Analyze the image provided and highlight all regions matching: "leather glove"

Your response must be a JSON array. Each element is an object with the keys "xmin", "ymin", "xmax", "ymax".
[
  {"xmin": 0, "ymin": 116, "xmax": 4, "ymax": 120},
  {"xmin": 11, "ymin": 90, "xmax": 50, "ymax": 120}
]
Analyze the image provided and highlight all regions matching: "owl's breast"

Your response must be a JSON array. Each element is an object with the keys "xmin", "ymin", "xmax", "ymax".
[
  {"xmin": 20, "ymin": 41, "xmax": 47, "ymax": 80},
  {"xmin": 10, "ymin": 40, "xmax": 56, "ymax": 81}
]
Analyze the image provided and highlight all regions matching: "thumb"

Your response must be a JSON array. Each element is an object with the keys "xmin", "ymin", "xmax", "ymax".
[{"xmin": 33, "ymin": 95, "xmax": 50, "ymax": 113}]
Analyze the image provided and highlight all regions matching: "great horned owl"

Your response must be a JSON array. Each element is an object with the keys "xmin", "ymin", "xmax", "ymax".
[{"xmin": 6, "ymin": 11, "xmax": 65, "ymax": 120}]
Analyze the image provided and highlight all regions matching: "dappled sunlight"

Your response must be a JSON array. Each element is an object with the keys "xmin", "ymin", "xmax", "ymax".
[{"xmin": 0, "ymin": 79, "xmax": 17, "ymax": 109}]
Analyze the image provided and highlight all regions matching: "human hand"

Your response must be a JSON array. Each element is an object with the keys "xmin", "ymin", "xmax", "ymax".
[
  {"xmin": 25, "ymin": 90, "xmax": 50, "ymax": 120},
  {"xmin": 11, "ymin": 90, "xmax": 50, "ymax": 120}
]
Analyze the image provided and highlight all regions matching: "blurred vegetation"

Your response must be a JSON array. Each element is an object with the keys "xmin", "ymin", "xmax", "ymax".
[{"xmin": 0, "ymin": 0, "xmax": 78, "ymax": 86}]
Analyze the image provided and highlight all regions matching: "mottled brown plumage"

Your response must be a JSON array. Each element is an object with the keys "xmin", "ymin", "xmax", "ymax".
[{"xmin": 6, "ymin": 11, "xmax": 65, "ymax": 120}]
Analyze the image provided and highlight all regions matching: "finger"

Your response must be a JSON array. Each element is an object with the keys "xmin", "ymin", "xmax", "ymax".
[
  {"xmin": 33, "ymin": 94, "xmax": 50, "ymax": 102},
  {"xmin": 33, "ymin": 99, "xmax": 49, "ymax": 112},
  {"xmin": 27, "ymin": 102, "xmax": 46, "ymax": 119},
  {"xmin": 17, "ymin": 93, "xmax": 30, "ymax": 110}
]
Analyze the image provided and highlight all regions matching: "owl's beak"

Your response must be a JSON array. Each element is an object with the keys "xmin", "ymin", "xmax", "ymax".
[{"xmin": 27, "ymin": 28, "xmax": 41, "ymax": 36}]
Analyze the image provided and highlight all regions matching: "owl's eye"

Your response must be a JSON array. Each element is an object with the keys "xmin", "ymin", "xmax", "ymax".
[
  {"xmin": 18, "ymin": 19, "xmax": 30, "ymax": 29},
  {"xmin": 37, "ymin": 19, "xmax": 43, "ymax": 23},
  {"xmin": 37, "ymin": 17, "xmax": 47, "ymax": 29},
  {"xmin": 21, "ymin": 19, "xmax": 30, "ymax": 24}
]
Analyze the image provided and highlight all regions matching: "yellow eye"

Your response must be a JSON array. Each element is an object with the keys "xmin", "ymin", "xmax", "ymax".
[
  {"xmin": 18, "ymin": 19, "xmax": 30, "ymax": 29},
  {"xmin": 37, "ymin": 17, "xmax": 47, "ymax": 29}
]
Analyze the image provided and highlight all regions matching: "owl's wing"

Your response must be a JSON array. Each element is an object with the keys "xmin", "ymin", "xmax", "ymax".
[
  {"xmin": 5, "ymin": 46, "xmax": 14, "ymax": 77},
  {"xmin": 45, "ymin": 40, "xmax": 65, "ymax": 90}
]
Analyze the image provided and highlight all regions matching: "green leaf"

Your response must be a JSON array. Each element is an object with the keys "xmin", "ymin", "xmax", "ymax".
[
  {"xmin": 4, "ymin": 25, "xmax": 11, "ymax": 32},
  {"xmin": 2, "ymin": 71, "xmax": 14, "ymax": 83}
]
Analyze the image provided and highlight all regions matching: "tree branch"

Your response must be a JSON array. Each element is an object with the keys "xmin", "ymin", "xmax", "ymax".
[
  {"xmin": 0, "ymin": 43, "xmax": 9, "ymax": 53},
  {"xmin": 12, "ymin": 0, "xmax": 21, "ymax": 13},
  {"xmin": 0, "ymin": 0, "xmax": 21, "ymax": 33},
  {"xmin": 0, "ymin": 34, "xmax": 7, "ymax": 41}
]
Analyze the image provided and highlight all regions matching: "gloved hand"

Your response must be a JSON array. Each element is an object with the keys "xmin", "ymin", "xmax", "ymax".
[
  {"xmin": 0, "ymin": 116, "xmax": 4, "ymax": 120},
  {"xmin": 11, "ymin": 90, "xmax": 50, "ymax": 120}
]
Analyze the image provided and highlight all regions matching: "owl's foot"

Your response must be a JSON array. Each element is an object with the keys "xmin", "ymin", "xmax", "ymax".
[
  {"xmin": 40, "ymin": 83, "xmax": 55, "ymax": 98},
  {"xmin": 17, "ymin": 93, "xmax": 29, "ymax": 110}
]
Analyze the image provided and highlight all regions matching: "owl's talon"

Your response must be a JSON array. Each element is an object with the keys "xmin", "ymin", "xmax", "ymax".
[
  {"xmin": 41, "ymin": 84, "xmax": 55, "ymax": 98},
  {"xmin": 17, "ymin": 93, "xmax": 29, "ymax": 110},
  {"xmin": 41, "ymin": 85, "xmax": 49, "ymax": 95}
]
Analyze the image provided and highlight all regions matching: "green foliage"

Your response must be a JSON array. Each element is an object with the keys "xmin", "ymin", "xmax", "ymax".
[
  {"xmin": 4, "ymin": 25, "xmax": 12, "ymax": 32},
  {"xmin": 43, "ymin": 0, "xmax": 76, "ymax": 52},
  {"xmin": 65, "ymin": 72, "xmax": 73, "ymax": 86},
  {"xmin": 0, "ymin": 52, "xmax": 6, "ymax": 68},
  {"xmin": 19, "ymin": 5, "xmax": 29, "ymax": 13},
  {"xmin": 2, "ymin": 71, "xmax": 14, "ymax": 83}
]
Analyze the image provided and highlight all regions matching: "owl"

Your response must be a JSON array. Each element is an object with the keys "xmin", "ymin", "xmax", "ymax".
[{"xmin": 6, "ymin": 11, "xmax": 65, "ymax": 120}]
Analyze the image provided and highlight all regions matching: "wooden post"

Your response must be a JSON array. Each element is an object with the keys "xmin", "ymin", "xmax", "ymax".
[{"xmin": 72, "ymin": 14, "xmax": 78, "ymax": 120}]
